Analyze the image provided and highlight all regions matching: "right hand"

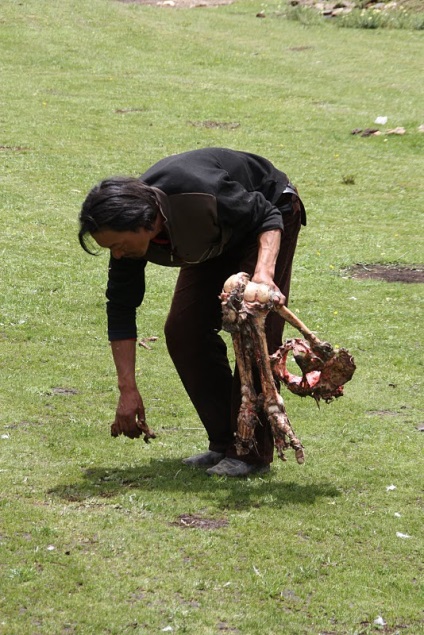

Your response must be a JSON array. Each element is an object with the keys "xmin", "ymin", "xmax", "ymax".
[{"xmin": 110, "ymin": 387, "xmax": 147, "ymax": 439}]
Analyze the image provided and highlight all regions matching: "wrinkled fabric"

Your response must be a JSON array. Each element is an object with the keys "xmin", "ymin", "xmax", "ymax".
[{"xmin": 106, "ymin": 147, "xmax": 305, "ymax": 341}]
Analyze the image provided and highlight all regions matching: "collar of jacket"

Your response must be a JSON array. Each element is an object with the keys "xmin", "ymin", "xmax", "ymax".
[{"xmin": 145, "ymin": 187, "xmax": 232, "ymax": 267}]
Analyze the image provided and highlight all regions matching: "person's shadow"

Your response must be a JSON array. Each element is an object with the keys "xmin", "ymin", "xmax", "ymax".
[{"xmin": 48, "ymin": 457, "xmax": 340, "ymax": 510}]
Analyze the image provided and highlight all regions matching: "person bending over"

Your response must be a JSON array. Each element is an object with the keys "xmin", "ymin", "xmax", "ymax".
[{"xmin": 78, "ymin": 147, "xmax": 306, "ymax": 477}]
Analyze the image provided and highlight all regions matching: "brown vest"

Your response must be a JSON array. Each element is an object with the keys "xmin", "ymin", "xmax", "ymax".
[{"xmin": 145, "ymin": 188, "xmax": 232, "ymax": 267}]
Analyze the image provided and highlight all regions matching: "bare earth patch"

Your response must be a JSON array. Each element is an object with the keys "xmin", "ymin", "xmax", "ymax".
[
  {"xmin": 172, "ymin": 514, "xmax": 229, "ymax": 529},
  {"xmin": 117, "ymin": 0, "xmax": 424, "ymax": 11},
  {"xmin": 287, "ymin": 0, "xmax": 424, "ymax": 17},
  {"xmin": 51, "ymin": 387, "xmax": 79, "ymax": 395},
  {"xmin": 4, "ymin": 420, "xmax": 45, "ymax": 430},
  {"xmin": 366, "ymin": 409, "xmax": 398, "ymax": 416},
  {"xmin": 349, "ymin": 264, "xmax": 424, "ymax": 284},
  {"xmin": 189, "ymin": 120, "xmax": 240, "ymax": 129},
  {"xmin": 0, "ymin": 145, "xmax": 31, "ymax": 152},
  {"xmin": 117, "ymin": 0, "xmax": 233, "ymax": 7}
]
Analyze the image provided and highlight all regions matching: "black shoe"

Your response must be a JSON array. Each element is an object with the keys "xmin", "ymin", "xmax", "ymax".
[
  {"xmin": 206, "ymin": 458, "xmax": 270, "ymax": 477},
  {"xmin": 182, "ymin": 451, "xmax": 225, "ymax": 468}
]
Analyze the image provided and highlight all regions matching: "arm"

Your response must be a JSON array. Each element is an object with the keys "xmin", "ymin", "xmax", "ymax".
[
  {"xmin": 110, "ymin": 339, "xmax": 146, "ymax": 439},
  {"xmin": 106, "ymin": 256, "xmax": 147, "ymax": 340},
  {"xmin": 106, "ymin": 257, "xmax": 148, "ymax": 438},
  {"xmin": 251, "ymin": 230, "xmax": 285, "ymax": 305}
]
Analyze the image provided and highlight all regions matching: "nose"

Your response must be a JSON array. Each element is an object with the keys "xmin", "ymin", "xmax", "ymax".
[{"xmin": 111, "ymin": 248, "xmax": 124, "ymax": 260}]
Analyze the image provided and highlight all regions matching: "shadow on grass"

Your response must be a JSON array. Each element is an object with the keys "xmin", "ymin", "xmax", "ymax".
[{"xmin": 48, "ymin": 457, "xmax": 341, "ymax": 510}]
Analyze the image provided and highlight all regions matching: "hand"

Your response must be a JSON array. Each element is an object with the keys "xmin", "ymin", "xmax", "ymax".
[
  {"xmin": 251, "ymin": 272, "xmax": 286, "ymax": 307},
  {"xmin": 110, "ymin": 387, "xmax": 147, "ymax": 439},
  {"xmin": 252, "ymin": 230, "xmax": 285, "ymax": 307}
]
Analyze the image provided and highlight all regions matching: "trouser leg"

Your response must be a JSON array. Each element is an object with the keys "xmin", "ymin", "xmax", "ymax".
[
  {"xmin": 164, "ymin": 257, "xmax": 236, "ymax": 452},
  {"xmin": 165, "ymin": 204, "xmax": 302, "ymax": 462}
]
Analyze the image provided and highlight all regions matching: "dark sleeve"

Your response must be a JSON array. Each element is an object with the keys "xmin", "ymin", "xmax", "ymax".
[
  {"xmin": 141, "ymin": 148, "xmax": 286, "ymax": 247},
  {"xmin": 214, "ymin": 171, "xmax": 284, "ymax": 244},
  {"xmin": 106, "ymin": 256, "xmax": 147, "ymax": 341}
]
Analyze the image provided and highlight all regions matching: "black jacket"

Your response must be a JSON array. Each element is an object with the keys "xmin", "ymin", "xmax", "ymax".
[{"xmin": 106, "ymin": 148, "xmax": 305, "ymax": 340}]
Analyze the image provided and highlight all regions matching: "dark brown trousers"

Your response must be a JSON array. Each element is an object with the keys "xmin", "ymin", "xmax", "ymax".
[{"xmin": 164, "ymin": 203, "xmax": 302, "ymax": 465}]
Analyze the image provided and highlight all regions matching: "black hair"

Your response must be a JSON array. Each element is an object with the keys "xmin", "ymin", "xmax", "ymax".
[{"xmin": 78, "ymin": 177, "xmax": 160, "ymax": 254}]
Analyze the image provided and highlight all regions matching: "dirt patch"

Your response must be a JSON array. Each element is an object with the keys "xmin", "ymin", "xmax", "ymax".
[
  {"xmin": 0, "ymin": 145, "xmax": 31, "ymax": 152},
  {"xmin": 217, "ymin": 623, "xmax": 240, "ymax": 632},
  {"xmin": 4, "ymin": 420, "xmax": 44, "ymax": 429},
  {"xmin": 289, "ymin": 0, "xmax": 424, "ymax": 16},
  {"xmin": 358, "ymin": 621, "xmax": 411, "ymax": 634},
  {"xmin": 51, "ymin": 387, "xmax": 79, "ymax": 395},
  {"xmin": 189, "ymin": 120, "xmax": 240, "ymax": 129},
  {"xmin": 117, "ymin": 0, "xmax": 424, "ymax": 11},
  {"xmin": 172, "ymin": 513, "xmax": 228, "ymax": 529},
  {"xmin": 115, "ymin": 107, "xmax": 147, "ymax": 114},
  {"xmin": 288, "ymin": 45, "xmax": 315, "ymax": 51},
  {"xmin": 117, "ymin": 0, "xmax": 233, "ymax": 6},
  {"xmin": 349, "ymin": 264, "xmax": 424, "ymax": 284},
  {"xmin": 366, "ymin": 410, "xmax": 398, "ymax": 416}
]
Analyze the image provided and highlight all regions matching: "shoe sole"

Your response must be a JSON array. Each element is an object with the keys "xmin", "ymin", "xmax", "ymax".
[
  {"xmin": 206, "ymin": 465, "xmax": 270, "ymax": 477},
  {"xmin": 182, "ymin": 454, "xmax": 225, "ymax": 468}
]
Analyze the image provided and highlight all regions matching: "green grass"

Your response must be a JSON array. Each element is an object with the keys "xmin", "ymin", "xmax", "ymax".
[{"xmin": 0, "ymin": 1, "xmax": 423, "ymax": 633}]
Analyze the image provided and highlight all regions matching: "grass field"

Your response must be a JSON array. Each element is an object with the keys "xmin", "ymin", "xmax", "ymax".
[{"xmin": 0, "ymin": 1, "xmax": 423, "ymax": 633}]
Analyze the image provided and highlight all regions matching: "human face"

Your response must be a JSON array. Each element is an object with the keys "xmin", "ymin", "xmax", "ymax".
[{"xmin": 92, "ymin": 227, "xmax": 153, "ymax": 260}]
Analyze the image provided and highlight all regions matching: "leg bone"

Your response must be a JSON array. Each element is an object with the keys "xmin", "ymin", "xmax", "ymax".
[
  {"xmin": 231, "ymin": 328, "xmax": 260, "ymax": 455},
  {"xmin": 246, "ymin": 312, "xmax": 305, "ymax": 464}
]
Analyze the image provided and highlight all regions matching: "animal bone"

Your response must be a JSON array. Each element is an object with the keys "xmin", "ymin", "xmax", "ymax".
[
  {"xmin": 270, "ymin": 338, "xmax": 355, "ymax": 404},
  {"xmin": 220, "ymin": 273, "xmax": 355, "ymax": 463}
]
